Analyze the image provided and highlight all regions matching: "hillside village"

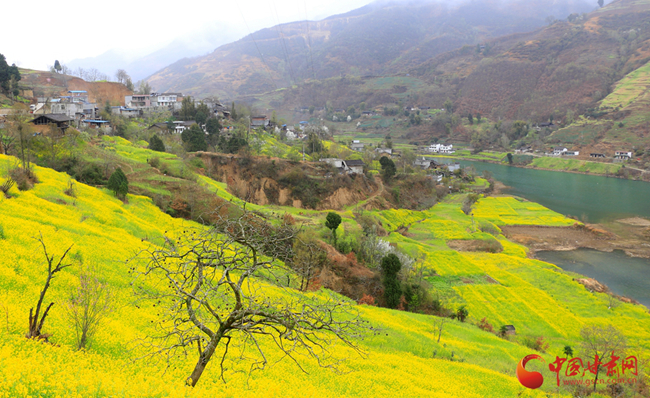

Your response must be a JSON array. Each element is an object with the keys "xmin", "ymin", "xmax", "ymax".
[{"xmin": 2, "ymin": 0, "xmax": 650, "ymax": 397}]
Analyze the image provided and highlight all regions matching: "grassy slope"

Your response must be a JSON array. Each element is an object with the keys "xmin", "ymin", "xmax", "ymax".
[
  {"xmin": 1, "ymin": 143, "xmax": 648, "ymax": 396},
  {"xmin": 0, "ymin": 154, "xmax": 554, "ymax": 398}
]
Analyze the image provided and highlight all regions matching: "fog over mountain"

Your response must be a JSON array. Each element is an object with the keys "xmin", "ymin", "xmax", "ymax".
[{"xmin": 144, "ymin": 0, "xmax": 602, "ymax": 99}]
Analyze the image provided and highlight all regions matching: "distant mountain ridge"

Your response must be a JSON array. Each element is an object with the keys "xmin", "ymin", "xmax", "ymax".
[{"xmin": 146, "ymin": 0, "xmax": 597, "ymax": 99}]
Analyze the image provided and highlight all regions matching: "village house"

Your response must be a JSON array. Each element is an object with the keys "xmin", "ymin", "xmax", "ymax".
[
  {"xmin": 80, "ymin": 119, "xmax": 111, "ymax": 133},
  {"xmin": 375, "ymin": 148, "xmax": 393, "ymax": 156},
  {"xmin": 563, "ymin": 150, "xmax": 579, "ymax": 156},
  {"xmin": 590, "ymin": 153, "xmax": 606, "ymax": 158},
  {"xmin": 50, "ymin": 101, "xmax": 84, "ymax": 119},
  {"xmin": 350, "ymin": 140, "xmax": 366, "ymax": 152},
  {"xmin": 344, "ymin": 159, "xmax": 365, "ymax": 174},
  {"xmin": 30, "ymin": 114, "xmax": 74, "ymax": 131},
  {"xmin": 111, "ymin": 106, "xmax": 141, "ymax": 118},
  {"xmin": 413, "ymin": 157, "xmax": 440, "ymax": 170},
  {"xmin": 251, "ymin": 116, "xmax": 271, "ymax": 129},
  {"xmin": 552, "ymin": 147, "xmax": 568, "ymax": 156},
  {"xmin": 148, "ymin": 123, "xmax": 170, "ymax": 133},
  {"xmin": 614, "ymin": 151, "xmax": 633, "ymax": 160},
  {"xmin": 428, "ymin": 143, "xmax": 454, "ymax": 154},
  {"xmin": 173, "ymin": 120, "xmax": 199, "ymax": 134},
  {"xmin": 151, "ymin": 93, "xmax": 183, "ymax": 108},
  {"xmin": 320, "ymin": 158, "xmax": 345, "ymax": 169},
  {"xmin": 503, "ymin": 325, "xmax": 516, "ymax": 336},
  {"xmin": 125, "ymin": 94, "xmax": 151, "ymax": 108}
]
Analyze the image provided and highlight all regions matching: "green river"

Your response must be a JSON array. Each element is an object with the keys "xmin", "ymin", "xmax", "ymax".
[{"xmin": 433, "ymin": 158, "xmax": 650, "ymax": 306}]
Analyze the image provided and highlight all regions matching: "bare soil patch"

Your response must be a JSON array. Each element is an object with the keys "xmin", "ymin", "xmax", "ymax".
[
  {"xmin": 617, "ymin": 217, "xmax": 650, "ymax": 227},
  {"xmin": 447, "ymin": 239, "xmax": 503, "ymax": 253},
  {"xmin": 502, "ymin": 223, "xmax": 650, "ymax": 259}
]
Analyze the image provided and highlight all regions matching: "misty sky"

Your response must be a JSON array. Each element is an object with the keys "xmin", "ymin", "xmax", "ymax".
[{"xmin": 3, "ymin": 0, "xmax": 373, "ymax": 70}]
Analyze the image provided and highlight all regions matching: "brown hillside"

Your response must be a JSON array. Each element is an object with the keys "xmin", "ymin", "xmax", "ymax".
[
  {"xmin": 198, "ymin": 153, "xmax": 379, "ymax": 210},
  {"xmin": 18, "ymin": 69, "xmax": 132, "ymax": 105},
  {"xmin": 145, "ymin": 0, "xmax": 595, "ymax": 99},
  {"xmin": 411, "ymin": 0, "xmax": 650, "ymax": 121}
]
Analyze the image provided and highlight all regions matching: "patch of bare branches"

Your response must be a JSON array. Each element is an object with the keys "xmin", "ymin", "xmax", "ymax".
[{"xmin": 130, "ymin": 208, "xmax": 375, "ymax": 386}]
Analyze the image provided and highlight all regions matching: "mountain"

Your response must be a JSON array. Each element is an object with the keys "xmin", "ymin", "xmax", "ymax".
[
  {"xmin": 66, "ymin": 24, "xmax": 242, "ymax": 83},
  {"xmin": 145, "ymin": 0, "xmax": 597, "ymax": 99},
  {"xmin": 405, "ymin": 0, "xmax": 650, "ymax": 121}
]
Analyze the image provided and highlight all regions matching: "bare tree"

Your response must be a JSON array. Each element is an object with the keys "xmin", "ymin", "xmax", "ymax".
[
  {"xmin": 86, "ymin": 68, "xmax": 100, "ymax": 82},
  {"xmin": 0, "ymin": 128, "xmax": 16, "ymax": 155},
  {"xmin": 74, "ymin": 67, "xmax": 85, "ymax": 79},
  {"xmin": 27, "ymin": 234, "xmax": 74, "ymax": 340},
  {"xmin": 580, "ymin": 324, "xmax": 627, "ymax": 392},
  {"xmin": 132, "ymin": 209, "xmax": 372, "ymax": 387},
  {"xmin": 115, "ymin": 69, "xmax": 130, "ymax": 84},
  {"xmin": 291, "ymin": 231, "xmax": 327, "ymax": 291},
  {"xmin": 65, "ymin": 265, "xmax": 113, "ymax": 350},
  {"xmin": 136, "ymin": 80, "xmax": 152, "ymax": 95},
  {"xmin": 433, "ymin": 316, "xmax": 448, "ymax": 344}
]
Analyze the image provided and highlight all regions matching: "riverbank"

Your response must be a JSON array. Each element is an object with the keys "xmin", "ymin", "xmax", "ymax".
[
  {"xmin": 431, "ymin": 151, "xmax": 650, "ymax": 181},
  {"xmin": 501, "ymin": 220, "xmax": 650, "ymax": 259}
]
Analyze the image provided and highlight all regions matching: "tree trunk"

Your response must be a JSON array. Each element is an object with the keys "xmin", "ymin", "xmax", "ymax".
[{"xmin": 187, "ymin": 334, "xmax": 222, "ymax": 387}]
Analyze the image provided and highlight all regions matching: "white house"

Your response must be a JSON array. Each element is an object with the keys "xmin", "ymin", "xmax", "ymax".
[
  {"xmin": 614, "ymin": 151, "xmax": 632, "ymax": 160},
  {"xmin": 320, "ymin": 158, "xmax": 345, "ymax": 168},
  {"xmin": 552, "ymin": 147, "xmax": 568, "ymax": 156},
  {"xmin": 428, "ymin": 143, "xmax": 454, "ymax": 154}
]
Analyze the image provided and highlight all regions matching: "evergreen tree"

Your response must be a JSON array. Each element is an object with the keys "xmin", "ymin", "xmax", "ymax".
[
  {"xmin": 381, "ymin": 254, "xmax": 402, "ymax": 309},
  {"xmin": 379, "ymin": 156, "xmax": 396, "ymax": 183},
  {"xmin": 107, "ymin": 168, "xmax": 128, "ymax": 200},
  {"xmin": 325, "ymin": 212, "xmax": 342, "ymax": 247},
  {"xmin": 205, "ymin": 118, "xmax": 222, "ymax": 146},
  {"xmin": 195, "ymin": 111, "xmax": 207, "ymax": 126},
  {"xmin": 149, "ymin": 134, "xmax": 165, "ymax": 152},
  {"xmin": 231, "ymin": 101, "xmax": 238, "ymax": 120},
  {"xmin": 0, "ymin": 54, "xmax": 21, "ymax": 94},
  {"xmin": 181, "ymin": 124, "xmax": 207, "ymax": 152},
  {"xmin": 179, "ymin": 97, "xmax": 196, "ymax": 121},
  {"xmin": 468, "ymin": 113, "xmax": 474, "ymax": 125},
  {"xmin": 305, "ymin": 132, "xmax": 323, "ymax": 154},
  {"xmin": 54, "ymin": 60, "xmax": 62, "ymax": 73}
]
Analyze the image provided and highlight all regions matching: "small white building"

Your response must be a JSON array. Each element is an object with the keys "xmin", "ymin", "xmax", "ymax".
[
  {"xmin": 552, "ymin": 147, "xmax": 568, "ymax": 156},
  {"xmin": 320, "ymin": 158, "xmax": 345, "ymax": 168},
  {"xmin": 614, "ymin": 151, "xmax": 632, "ymax": 160},
  {"xmin": 428, "ymin": 143, "xmax": 455, "ymax": 154},
  {"xmin": 350, "ymin": 140, "xmax": 365, "ymax": 152}
]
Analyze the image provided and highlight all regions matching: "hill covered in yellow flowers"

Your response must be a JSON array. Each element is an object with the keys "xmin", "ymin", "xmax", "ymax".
[{"xmin": 0, "ymin": 150, "xmax": 648, "ymax": 397}]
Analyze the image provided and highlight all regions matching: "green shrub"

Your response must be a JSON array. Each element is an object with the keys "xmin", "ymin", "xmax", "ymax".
[
  {"xmin": 479, "ymin": 222, "xmax": 501, "ymax": 236},
  {"xmin": 107, "ymin": 168, "xmax": 128, "ymax": 200},
  {"xmin": 189, "ymin": 157, "xmax": 205, "ymax": 169}
]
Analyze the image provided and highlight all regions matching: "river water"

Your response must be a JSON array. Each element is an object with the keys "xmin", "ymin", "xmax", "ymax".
[
  {"xmin": 535, "ymin": 249, "xmax": 650, "ymax": 308},
  {"xmin": 432, "ymin": 157, "xmax": 650, "ymax": 223},
  {"xmin": 431, "ymin": 157, "xmax": 650, "ymax": 306}
]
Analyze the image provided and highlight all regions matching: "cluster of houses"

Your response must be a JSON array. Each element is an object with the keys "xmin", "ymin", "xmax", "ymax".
[
  {"xmin": 125, "ymin": 93, "xmax": 184, "ymax": 111},
  {"xmin": 591, "ymin": 150, "xmax": 634, "ymax": 161},
  {"xmin": 427, "ymin": 143, "xmax": 455, "ymax": 154},
  {"xmin": 550, "ymin": 147, "xmax": 580, "ymax": 156},
  {"xmin": 549, "ymin": 147, "xmax": 634, "ymax": 161},
  {"xmin": 30, "ymin": 90, "xmax": 106, "ymax": 130}
]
